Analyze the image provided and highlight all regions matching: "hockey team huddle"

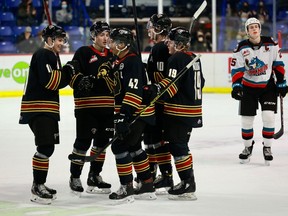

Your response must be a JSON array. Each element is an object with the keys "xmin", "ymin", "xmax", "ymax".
[{"xmin": 19, "ymin": 14, "xmax": 287, "ymax": 205}]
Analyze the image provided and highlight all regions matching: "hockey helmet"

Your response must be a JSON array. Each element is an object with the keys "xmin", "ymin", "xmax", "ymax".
[
  {"xmin": 245, "ymin": 17, "xmax": 261, "ymax": 35},
  {"xmin": 168, "ymin": 27, "xmax": 191, "ymax": 45},
  {"xmin": 42, "ymin": 25, "xmax": 67, "ymax": 41},
  {"xmin": 90, "ymin": 21, "xmax": 110, "ymax": 38},
  {"xmin": 147, "ymin": 14, "xmax": 172, "ymax": 34},
  {"xmin": 110, "ymin": 27, "xmax": 134, "ymax": 46}
]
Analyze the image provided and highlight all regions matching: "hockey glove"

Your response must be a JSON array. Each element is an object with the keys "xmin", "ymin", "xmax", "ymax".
[
  {"xmin": 231, "ymin": 83, "xmax": 243, "ymax": 100},
  {"xmin": 63, "ymin": 60, "xmax": 81, "ymax": 77},
  {"xmin": 276, "ymin": 81, "xmax": 288, "ymax": 98},
  {"xmin": 77, "ymin": 75, "xmax": 96, "ymax": 96},
  {"xmin": 143, "ymin": 83, "xmax": 162, "ymax": 103},
  {"xmin": 114, "ymin": 113, "xmax": 131, "ymax": 140},
  {"xmin": 97, "ymin": 61, "xmax": 113, "ymax": 79}
]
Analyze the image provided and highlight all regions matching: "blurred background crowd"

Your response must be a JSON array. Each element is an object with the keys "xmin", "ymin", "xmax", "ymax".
[{"xmin": 0, "ymin": 0, "xmax": 287, "ymax": 54}]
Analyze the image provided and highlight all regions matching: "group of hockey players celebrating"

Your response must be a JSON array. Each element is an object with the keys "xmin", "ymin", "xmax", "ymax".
[{"xmin": 19, "ymin": 12, "xmax": 286, "ymax": 205}]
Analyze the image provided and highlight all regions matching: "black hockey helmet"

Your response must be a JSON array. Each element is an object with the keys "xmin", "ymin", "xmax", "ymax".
[
  {"xmin": 168, "ymin": 26, "xmax": 191, "ymax": 45},
  {"xmin": 110, "ymin": 27, "xmax": 134, "ymax": 46},
  {"xmin": 90, "ymin": 21, "xmax": 110, "ymax": 38},
  {"xmin": 147, "ymin": 14, "xmax": 172, "ymax": 34},
  {"xmin": 42, "ymin": 25, "xmax": 67, "ymax": 41}
]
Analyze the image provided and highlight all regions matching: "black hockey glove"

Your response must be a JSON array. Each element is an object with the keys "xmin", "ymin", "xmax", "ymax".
[
  {"xmin": 63, "ymin": 60, "xmax": 80, "ymax": 77},
  {"xmin": 97, "ymin": 61, "xmax": 113, "ymax": 79},
  {"xmin": 77, "ymin": 75, "xmax": 96, "ymax": 96},
  {"xmin": 276, "ymin": 81, "xmax": 288, "ymax": 98},
  {"xmin": 143, "ymin": 83, "xmax": 162, "ymax": 103},
  {"xmin": 231, "ymin": 83, "xmax": 243, "ymax": 100},
  {"xmin": 114, "ymin": 113, "xmax": 131, "ymax": 140}
]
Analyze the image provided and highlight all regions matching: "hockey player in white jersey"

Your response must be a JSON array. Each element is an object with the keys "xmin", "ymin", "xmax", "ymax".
[{"xmin": 230, "ymin": 17, "xmax": 287, "ymax": 165}]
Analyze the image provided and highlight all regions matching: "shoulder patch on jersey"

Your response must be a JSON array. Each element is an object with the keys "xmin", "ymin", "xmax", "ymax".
[{"xmin": 89, "ymin": 55, "xmax": 98, "ymax": 63}]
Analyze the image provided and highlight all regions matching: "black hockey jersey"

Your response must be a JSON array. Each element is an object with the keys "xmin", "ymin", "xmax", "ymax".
[
  {"xmin": 113, "ymin": 52, "xmax": 155, "ymax": 124},
  {"xmin": 159, "ymin": 51, "xmax": 205, "ymax": 128},
  {"xmin": 70, "ymin": 45, "xmax": 115, "ymax": 116},
  {"xmin": 19, "ymin": 48, "xmax": 71, "ymax": 124},
  {"xmin": 147, "ymin": 41, "xmax": 171, "ymax": 83}
]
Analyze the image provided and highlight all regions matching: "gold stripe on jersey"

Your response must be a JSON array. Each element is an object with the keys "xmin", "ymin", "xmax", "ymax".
[
  {"xmin": 154, "ymin": 71, "xmax": 165, "ymax": 83},
  {"xmin": 69, "ymin": 73, "xmax": 82, "ymax": 88},
  {"xmin": 136, "ymin": 105, "xmax": 155, "ymax": 117},
  {"xmin": 74, "ymin": 96, "xmax": 114, "ymax": 109},
  {"xmin": 46, "ymin": 70, "xmax": 61, "ymax": 90},
  {"xmin": 122, "ymin": 92, "xmax": 142, "ymax": 109},
  {"xmin": 103, "ymin": 76, "xmax": 115, "ymax": 93},
  {"xmin": 114, "ymin": 105, "xmax": 155, "ymax": 117},
  {"xmin": 159, "ymin": 78, "xmax": 178, "ymax": 98},
  {"xmin": 21, "ymin": 100, "xmax": 59, "ymax": 113},
  {"xmin": 164, "ymin": 103, "xmax": 202, "ymax": 117}
]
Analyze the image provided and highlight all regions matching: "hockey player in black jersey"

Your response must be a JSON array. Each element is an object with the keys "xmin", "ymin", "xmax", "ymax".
[
  {"xmin": 19, "ymin": 25, "xmax": 80, "ymax": 204},
  {"xmin": 145, "ymin": 26, "xmax": 205, "ymax": 200},
  {"xmin": 108, "ymin": 27, "xmax": 156, "ymax": 202},
  {"xmin": 144, "ymin": 14, "xmax": 174, "ymax": 193},
  {"xmin": 68, "ymin": 21, "xmax": 115, "ymax": 195}
]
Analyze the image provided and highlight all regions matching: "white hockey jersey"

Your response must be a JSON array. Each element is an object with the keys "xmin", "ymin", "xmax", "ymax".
[{"xmin": 231, "ymin": 36, "xmax": 285, "ymax": 88}]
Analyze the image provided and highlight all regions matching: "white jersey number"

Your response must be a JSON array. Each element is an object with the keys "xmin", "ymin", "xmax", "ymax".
[
  {"xmin": 168, "ymin": 68, "xmax": 177, "ymax": 78},
  {"xmin": 128, "ymin": 78, "xmax": 139, "ymax": 89}
]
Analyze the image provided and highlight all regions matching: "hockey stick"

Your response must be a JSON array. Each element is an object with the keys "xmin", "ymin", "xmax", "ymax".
[
  {"xmin": 273, "ymin": 96, "xmax": 284, "ymax": 139},
  {"xmin": 189, "ymin": 0, "xmax": 207, "ymax": 34},
  {"xmin": 273, "ymin": 30, "xmax": 284, "ymax": 139},
  {"xmin": 131, "ymin": 0, "xmax": 142, "ymax": 59},
  {"xmin": 42, "ymin": 0, "xmax": 62, "ymax": 69},
  {"xmin": 68, "ymin": 54, "xmax": 202, "ymax": 162}
]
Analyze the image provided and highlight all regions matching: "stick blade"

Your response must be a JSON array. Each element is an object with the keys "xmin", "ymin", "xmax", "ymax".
[
  {"xmin": 273, "ymin": 128, "xmax": 284, "ymax": 139},
  {"xmin": 193, "ymin": 0, "xmax": 207, "ymax": 20}
]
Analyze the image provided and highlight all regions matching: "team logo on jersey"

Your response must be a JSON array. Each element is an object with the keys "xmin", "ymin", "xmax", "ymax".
[
  {"xmin": 242, "ymin": 50, "xmax": 250, "ymax": 57},
  {"xmin": 89, "ymin": 55, "xmax": 98, "ymax": 63},
  {"xmin": 97, "ymin": 62, "xmax": 112, "ymax": 78},
  {"xmin": 245, "ymin": 57, "xmax": 268, "ymax": 76}
]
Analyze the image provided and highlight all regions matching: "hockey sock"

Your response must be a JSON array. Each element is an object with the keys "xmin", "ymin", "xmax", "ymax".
[
  {"xmin": 89, "ymin": 146, "xmax": 106, "ymax": 174},
  {"xmin": 131, "ymin": 149, "xmax": 151, "ymax": 181},
  {"xmin": 32, "ymin": 152, "xmax": 49, "ymax": 184}
]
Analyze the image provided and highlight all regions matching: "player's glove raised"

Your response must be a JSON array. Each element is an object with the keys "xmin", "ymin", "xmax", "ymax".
[
  {"xmin": 276, "ymin": 80, "xmax": 288, "ymax": 98},
  {"xmin": 63, "ymin": 60, "xmax": 80, "ymax": 77},
  {"xmin": 114, "ymin": 113, "xmax": 131, "ymax": 140},
  {"xmin": 231, "ymin": 83, "xmax": 243, "ymax": 100},
  {"xmin": 77, "ymin": 75, "xmax": 96, "ymax": 96}
]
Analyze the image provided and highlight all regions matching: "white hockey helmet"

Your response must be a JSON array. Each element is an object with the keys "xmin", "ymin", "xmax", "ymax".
[{"xmin": 245, "ymin": 17, "xmax": 261, "ymax": 35}]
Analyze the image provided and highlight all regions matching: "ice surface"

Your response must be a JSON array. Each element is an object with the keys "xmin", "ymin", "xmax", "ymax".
[{"xmin": 0, "ymin": 94, "xmax": 287, "ymax": 216}]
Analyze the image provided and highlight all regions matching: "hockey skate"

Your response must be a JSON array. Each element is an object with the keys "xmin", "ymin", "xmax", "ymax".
[
  {"xmin": 44, "ymin": 185, "xmax": 57, "ymax": 200},
  {"xmin": 69, "ymin": 175, "xmax": 84, "ymax": 196},
  {"xmin": 168, "ymin": 178, "xmax": 197, "ymax": 201},
  {"xmin": 134, "ymin": 178, "xmax": 157, "ymax": 200},
  {"xmin": 263, "ymin": 146, "xmax": 273, "ymax": 166},
  {"xmin": 30, "ymin": 183, "xmax": 53, "ymax": 204},
  {"xmin": 239, "ymin": 141, "xmax": 254, "ymax": 164},
  {"xmin": 86, "ymin": 173, "xmax": 111, "ymax": 194},
  {"xmin": 154, "ymin": 173, "xmax": 174, "ymax": 195},
  {"xmin": 109, "ymin": 183, "xmax": 134, "ymax": 203}
]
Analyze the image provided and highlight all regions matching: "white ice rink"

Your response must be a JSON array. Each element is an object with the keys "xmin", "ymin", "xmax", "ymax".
[{"xmin": 0, "ymin": 93, "xmax": 288, "ymax": 216}]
